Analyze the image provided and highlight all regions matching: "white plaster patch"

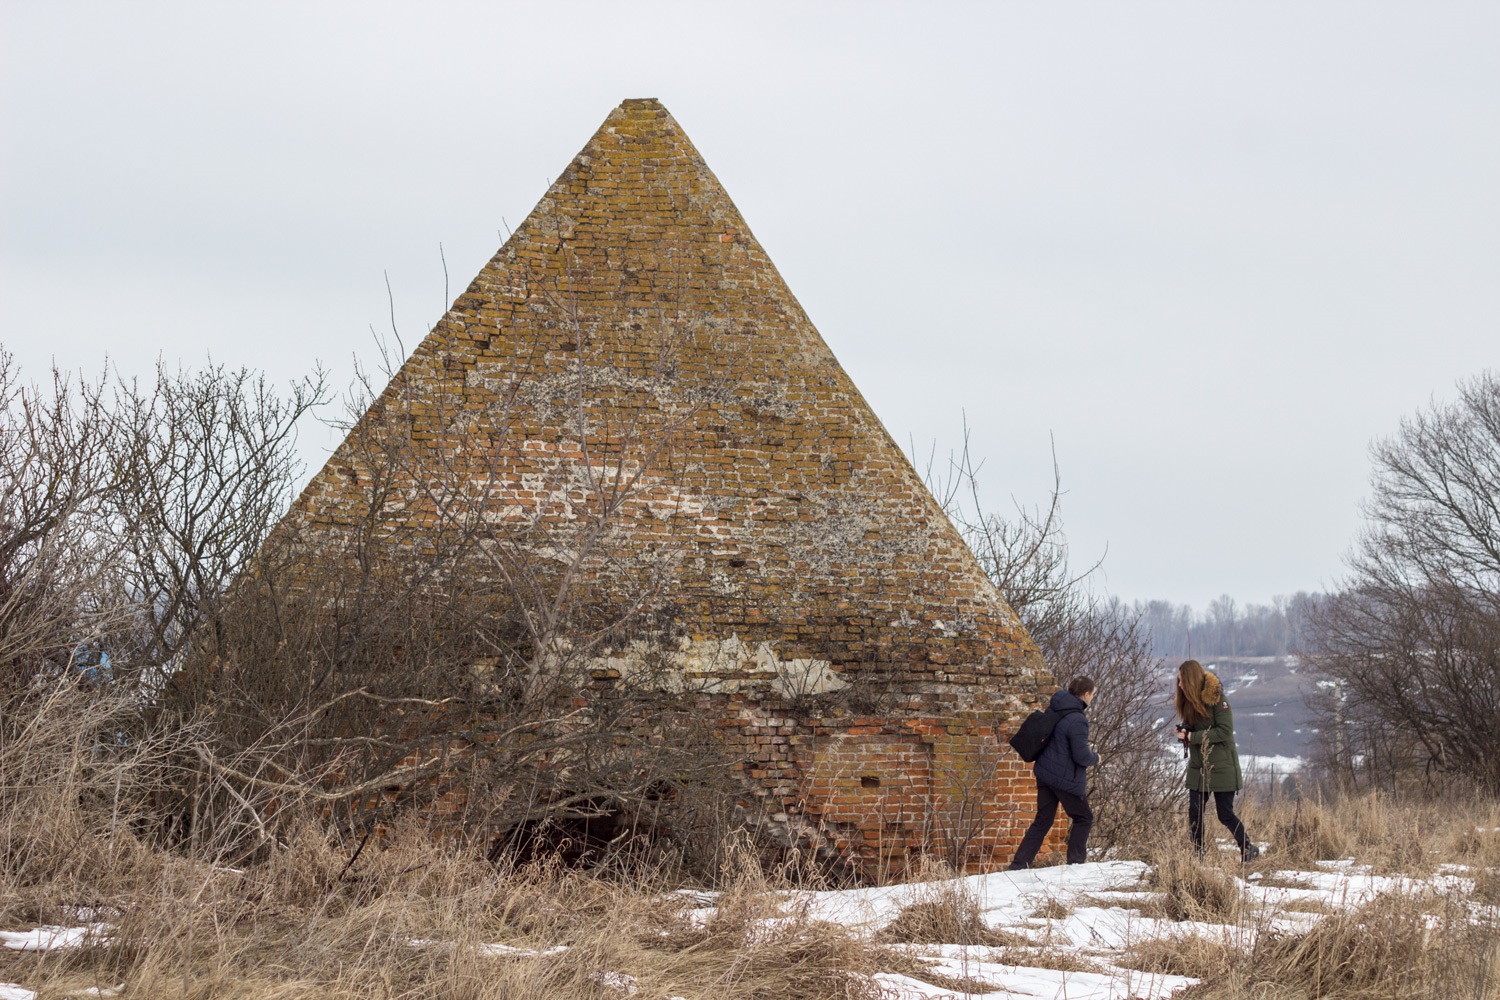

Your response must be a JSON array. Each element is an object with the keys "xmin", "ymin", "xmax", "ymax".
[{"xmin": 596, "ymin": 635, "xmax": 844, "ymax": 696}]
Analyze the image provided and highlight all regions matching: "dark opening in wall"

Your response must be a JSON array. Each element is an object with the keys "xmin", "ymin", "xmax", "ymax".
[{"xmin": 861, "ymin": 775, "xmax": 881, "ymax": 789}]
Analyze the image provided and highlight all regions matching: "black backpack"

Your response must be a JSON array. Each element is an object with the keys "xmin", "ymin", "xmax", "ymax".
[{"xmin": 1008, "ymin": 709, "xmax": 1059, "ymax": 762}]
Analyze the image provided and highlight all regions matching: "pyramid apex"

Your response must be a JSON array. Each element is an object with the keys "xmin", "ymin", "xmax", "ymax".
[{"xmin": 614, "ymin": 97, "xmax": 669, "ymax": 117}]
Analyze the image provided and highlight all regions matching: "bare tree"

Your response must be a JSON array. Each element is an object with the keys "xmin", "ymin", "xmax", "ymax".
[
  {"xmin": 926, "ymin": 429, "xmax": 1097, "ymax": 654},
  {"xmin": 108, "ymin": 361, "xmax": 329, "ymax": 688},
  {"xmin": 1305, "ymin": 371, "xmax": 1500, "ymax": 792},
  {"xmin": 0, "ymin": 347, "xmax": 348, "ymax": 860},
  {"xmin": 0, "ymin": 349, "xmax": 124, "ymax": 697},
  {"xmin": 1134, "ymin": 592, "xmax": 1318, "ymax": 660}
]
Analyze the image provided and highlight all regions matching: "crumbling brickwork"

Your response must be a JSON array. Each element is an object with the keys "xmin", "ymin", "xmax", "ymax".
[{"xmin": 277, "ymin": 98, "xmax": 1062, "ymax": 873}]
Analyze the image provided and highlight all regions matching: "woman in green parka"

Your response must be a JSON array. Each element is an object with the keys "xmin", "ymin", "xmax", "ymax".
[{"xmin": 1173, "ymin": 659, "xmax": 1259, "ymax": 861}]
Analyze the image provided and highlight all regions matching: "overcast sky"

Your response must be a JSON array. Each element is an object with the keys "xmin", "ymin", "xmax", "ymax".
[{"xmin": 4, "ymin": 3, "xmax": 1497, "ymax": 610}]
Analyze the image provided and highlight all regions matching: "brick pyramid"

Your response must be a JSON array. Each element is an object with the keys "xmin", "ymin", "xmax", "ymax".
[{"xmin": 284, "ymin": 99, "xmax": 1052, "ymax": 872}]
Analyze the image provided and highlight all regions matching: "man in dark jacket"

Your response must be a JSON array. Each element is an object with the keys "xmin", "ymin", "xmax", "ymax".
[{"xmin": 1005, "ymin": 676, "xmax": 1099, "ymax": 869}]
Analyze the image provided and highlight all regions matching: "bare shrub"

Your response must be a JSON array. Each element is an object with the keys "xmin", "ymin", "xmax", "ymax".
[
  {"xmin": 0, "ymin": 677, "xmax": 173, "ymax": 901},
  {"xmin": 927, "ymin": 430, "xmax": 1179, "ymax": 853},
  {"xmin": 160, "ymin": 539, "xmax": 734, "ymax": 866},
  {"xmin": 108, "ymin": 361, "xmax": 327, "ymax": 691},
  {"xmin": 0, "ymin": 350, "xmax": 346, "ymax": 872},
  {"xmin": 131, "ymin": 253, "xmax": 768, "ymax": 868}
]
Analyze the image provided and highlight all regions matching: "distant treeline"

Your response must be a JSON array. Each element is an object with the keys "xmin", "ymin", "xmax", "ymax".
[{"xmin": 1133, "ymin": 593, "xmax": 1324, "ymax": 660}]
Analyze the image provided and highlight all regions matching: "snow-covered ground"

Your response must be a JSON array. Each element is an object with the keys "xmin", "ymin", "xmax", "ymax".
[
  {"xmin": 790, "ymin": 856, "xmax": 1488, "ymax": 999},
  {"xmin": 790, "ymin": 862, "xmax": 1195, "ymax": 998},
  {"xmin": 1240, "ymin": 754, "xmax": 1303, "ymax": 774},
  {"xmin": 2, "ymin": 853, "xmax": 1492, "ymax": 999}
]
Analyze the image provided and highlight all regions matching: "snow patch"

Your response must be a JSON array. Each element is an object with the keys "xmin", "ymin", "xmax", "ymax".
[
  {"xmin": 481, "ymin": 942, "xmax": 570, "ymax": 958},
  {"xmin": 592, "ymin": 970, "xmax": 639, "ymax": 995},
  {"xmin": 409, "ymin": 938, "xmax": 569, "ymax": 959},
  {"xmin": 870, "ymin": 972, "xmax": 962, "ymax": 998},
  {"xmin": 1241, "ymin": 754, "xmax": 1303, "ymax": 773},
  {"xmin": 0, "ymin": 925, "xmax": 107, "ymax": 952},
  {"xmin": 796, "ymin": 861, "xmax": 1149, "ymax": 932}
]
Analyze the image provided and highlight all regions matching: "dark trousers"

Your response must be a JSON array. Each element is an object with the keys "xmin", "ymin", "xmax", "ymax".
[
  {"xmin": 1189, "ymin": 789, "xmax": 1250, "ymax": 852},
  {"xmin": 1007, "ymin": 781, "xmax": 1093, "ymax": 869}
]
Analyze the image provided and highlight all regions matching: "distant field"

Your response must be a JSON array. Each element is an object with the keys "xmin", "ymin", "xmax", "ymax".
[{"xmin": 1147, "ymin": 656, "xmax": 1313, "ymax": 765}]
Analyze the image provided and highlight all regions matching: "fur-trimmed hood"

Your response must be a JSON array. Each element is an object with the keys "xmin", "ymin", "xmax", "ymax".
[{"xmin": 1201, "ymin": 670, "xmax": 1223, "ymax": 704}]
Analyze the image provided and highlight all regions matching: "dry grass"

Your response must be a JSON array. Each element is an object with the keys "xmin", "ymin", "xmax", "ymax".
[
  {"xmin": 1027, "ymin": 897, "xmax": 1071, "ymax": 920},
  {"xmin": 1103, "ymin": 777, "xmax": 1500, "ymax": 877},
  {"xmin": 1472, "ymin": 864, "xmax": 1500, "ymax": 907},
  {"xmin": 1455, "ymin": 822, "xmax": 1500, "ymax": 864},
  {"xmin": 1142, "ymin": 848, "xmax": 1244, "ymax": 923},
  {"xmin": 1267, "ymin": 892, "xmax": 1496, "ymax": 998},
  {"xmin": 1114, "ymin": 791, "xmax": 1500, "ymax": 999},
  {"xmin": 7, "ymin": 681, "xmax": 1500, "ymax": 999},
  {"xmin": 1272, "ymin": 895, "xmax": 1335, "ymax": 915},
  {"xmin": 0, "ymin": 683, "xmax": 896, "ymax": 1000},
  {"xmin": 991, "ymin": 947, "xmax": 1106, "ymax": 974},
  {"xmin": 877, "ymin": 872, "xmax": 1025, "ymax": 948},
  {"xmin": 1265, "ymin": 795, "xmax": 1426, "ymax": 873},
  {"xmin": 1248, "ymin": 873, "xmax": 1315, "ymax": 890},
  {"xmin": 878, "ymin": 899, "xmax": 1019, "ymax": 947},
  {"xmin": 1252, "ymin": 792, "xmax": 1500, "ymax": 876},
  {"xmin": 0, "ymin": 687, "xmax": 173, "ymax": 910},
  {"xmin": 873, "ymin": 957, "xmax": 1004, "ymax": 998},
  {"xmin": 0, "ymin": 833, "xmax": 898, "ymax": 1000},
  {"xmin": 1120, "ymin": 935, "xmax": 1241, "ymax": 980},
  {"xmin": 1169, "ymin": 889, "xmax": 1500, "ymax": 1000}
]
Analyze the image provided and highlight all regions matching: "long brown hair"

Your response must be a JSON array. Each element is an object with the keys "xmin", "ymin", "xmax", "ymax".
[{"xmin": 1175, "ymin": 659, "xmax": 1215, "ymax": 727}]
